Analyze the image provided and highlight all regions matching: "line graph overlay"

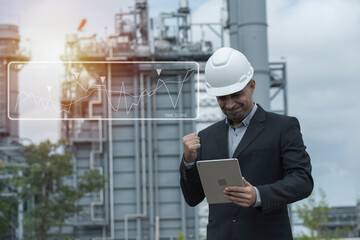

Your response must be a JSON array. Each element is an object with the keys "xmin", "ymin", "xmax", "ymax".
[{"xmin": 8, "ymin": 61, "xmax": 200, "ymax": 120}]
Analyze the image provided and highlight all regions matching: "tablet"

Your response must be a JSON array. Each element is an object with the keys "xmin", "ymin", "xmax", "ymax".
[{"xmin": 196, "ymin": 158, "xmax": 244, "ymax": 204}]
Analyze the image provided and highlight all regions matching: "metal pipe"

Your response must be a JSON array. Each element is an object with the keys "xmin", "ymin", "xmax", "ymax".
[
  {"xmin": 149, "ymin": 19, "xmax": 155, "ymax": 57},
  {"xmin": 135, "ymin": 73, "xmax": 141, "ymax": 240},
  {"xmin": 140, "ymin": 0, "xmax": 149, "ymax": 44},
  {"xmin": 147, "ymin": 75, "xmax": 155, "ymax": 240},
  {"xmin": 152, "ymin": 77, "xmax": 160, "ymax": 234},
  {"xmin": 178, "ymin": 75, "xmax": 187, "ymax": 237},
  {"xmin": 155, "ymin": 216, "xmax": 160, "ymax": 240},
  {"xmin": 227, "ymin": 0, "xmax": 238, "ymax": 49},
  {"xmin": 283, "ymin": 62, "xmax": 288, "ymax": 115},
  {"xmin": 88, "ymin": 86, "xmax": 105, "ymax": 224},
  {"xmin": 140, "ymin": 72, "xmax": 147, "ymax": 236},
  {"xmin": 230, "ymin": 0, "xmax": 270, "ymax": 110},
  {"xmin": 17, "ymin": 170, "xmax": 23, "ymax": 239},
  {"xmin": 190, "ymin": 14, "xmax": 193, "ymax": 43},
  {"xmin": 102, "ymin": 94, "xmax": 110, "ymax": 230},
  {"xmin": 176, "ymin": 15, "xmax": 180, "ymax": 49},
  {"xmin": 190, "ymin": 70, "xmax": 199, "ymax": 240},
  {"xmin": 89, "ymin": 123, "xmax": 105, "ymax": 222},
  {"xmin": 89, "ymin": 83, "xmax": 107, "ymax": 238},
  {"xmin": 124, "ymin": 72, "xmax": 148, "ymax": 240},
  {"xmin": 103, "ymin": 151, "xmax": 110, "ymax": 228},
  {"xmin": 107, "ymin": 63, "xmax": 115, "ymax": 239},
  {"xmin": 134, "ymin": 2, "xmax": 138, "ymax": 45}
]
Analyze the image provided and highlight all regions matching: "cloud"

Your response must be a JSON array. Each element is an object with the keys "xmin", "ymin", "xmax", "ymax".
[{"xmin": 267, "ymin": 0, "xmax": 360, "ymax": 206}]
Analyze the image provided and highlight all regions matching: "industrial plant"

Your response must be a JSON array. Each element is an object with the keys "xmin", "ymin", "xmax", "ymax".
[{"xmin": 1, "ymin": 0, "xmax": 359, "ymax": 239}]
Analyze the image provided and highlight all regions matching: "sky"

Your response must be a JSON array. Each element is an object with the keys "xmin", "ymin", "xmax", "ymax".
[{"xmin": 1, "ymin": 0, "xmax": 359, "ymax": 210}]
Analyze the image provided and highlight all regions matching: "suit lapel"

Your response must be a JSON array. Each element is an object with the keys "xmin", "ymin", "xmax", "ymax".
[
  {"xmin": 232, "ymin": 105, "xmax": 266, "ymax": 158},
  {"xmin": 228, "ymin": 106, "xmax": 267, "ymax": 217},
  {"xmin": 215, "ymin": 119, "xmax": 229, "ymax": 158}
]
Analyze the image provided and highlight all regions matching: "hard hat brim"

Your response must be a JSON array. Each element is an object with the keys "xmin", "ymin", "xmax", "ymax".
[{"xmin": 205, "ymin": 66, "xmax": 253, "ymax": 97}]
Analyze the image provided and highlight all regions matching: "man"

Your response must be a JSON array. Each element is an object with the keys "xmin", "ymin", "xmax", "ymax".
[{"xmin": 179, "ymin": 47, "xmax": 313, "ymax": 239}]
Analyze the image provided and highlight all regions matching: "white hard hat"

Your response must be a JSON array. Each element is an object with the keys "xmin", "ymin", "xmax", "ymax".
[{"xmin": 205, "ymin": 47, "xmax": 254, "ymax": 97}]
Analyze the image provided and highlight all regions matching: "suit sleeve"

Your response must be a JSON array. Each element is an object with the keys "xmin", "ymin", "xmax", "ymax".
[
  {"xmin": 179, "ymin": 138, "xmax": 205, "ymax": 207},
  {"xmin": 257, "ymin": 117, "xmax": 314, "ymax": 214}
]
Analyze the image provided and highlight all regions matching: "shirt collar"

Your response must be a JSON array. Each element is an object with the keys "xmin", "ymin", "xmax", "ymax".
[{"xmin": 225, "ymin": 103, "xmax": 258, "ymax": 129}]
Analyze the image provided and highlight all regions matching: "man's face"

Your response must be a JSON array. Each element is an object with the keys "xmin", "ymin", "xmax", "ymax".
[{"xmin": 216, "ymin": 80, "xmax": 255, "ymax": 125}]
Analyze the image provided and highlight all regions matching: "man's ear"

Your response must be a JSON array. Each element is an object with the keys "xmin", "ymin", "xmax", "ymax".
[{"xmin": 250, "ymin": 79, "xmax": 256, "ymax": 93}]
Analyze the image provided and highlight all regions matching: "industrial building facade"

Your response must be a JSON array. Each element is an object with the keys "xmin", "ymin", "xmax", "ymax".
[
  {"xmin": 0, "ymin": 0, "xmax": 303, "ymax": 239},
  {"xmin": 58, "ymin": 1, "xmax": 210, "ymax": 239},
  {"xmin": 319, "ymin": 203, "xmax": 360, "ymax": 238},
  {"xmin": 0, "ymin": 24, "xmax": 29, "ymax": 240}
]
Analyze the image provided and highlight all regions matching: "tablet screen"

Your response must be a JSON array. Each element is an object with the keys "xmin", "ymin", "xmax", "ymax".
[{"xmin": 196, "ymin": 158, "xmax": 243, "ymax": 204}]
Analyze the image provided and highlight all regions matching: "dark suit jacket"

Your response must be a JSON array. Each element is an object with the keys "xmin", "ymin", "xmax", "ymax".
[{"xmin": 180, "ymin": 105, "xmax": 313, "ymax": 240}]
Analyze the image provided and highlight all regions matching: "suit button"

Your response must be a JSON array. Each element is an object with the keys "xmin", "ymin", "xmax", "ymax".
[{"xmin": 232, "ymin": 219, "xmax": 237, "ymax": 223}]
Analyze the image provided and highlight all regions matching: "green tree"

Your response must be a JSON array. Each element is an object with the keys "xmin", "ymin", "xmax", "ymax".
[
  {"xmin": 0, "ymin": 140, "xmax": 105, "ymax": 240},
  {"xmin": 295, "ymin": 188, "xmax": 350, "ymax": 240},
  {"xmin": 0, "ymin": 182, "xmax": 18, "ymax": 239},
  {"xmin": 177, "ymin": 231, "xmax": 184, "ymax": 240}
]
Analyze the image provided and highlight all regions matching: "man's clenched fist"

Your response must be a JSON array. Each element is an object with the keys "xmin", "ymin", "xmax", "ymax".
[{"xmin": 183, "ymin": 133, "xmax": 201, "ymax": 163}]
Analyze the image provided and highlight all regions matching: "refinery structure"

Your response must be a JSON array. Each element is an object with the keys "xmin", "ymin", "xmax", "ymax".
[
  {"xmin": 59, "ymin": 1, "xmax": 209, "ymax": 239},
  {"xmin": 56, "ymin": 0, "xmax": 288, "ymax": 239},
  {"xmin": 2, "ymin": 0, "xmax": 343, "ymax": 240},
  {"xmin": 0, "ymin": 24, "xmax": 29, "ymax": 240}
]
